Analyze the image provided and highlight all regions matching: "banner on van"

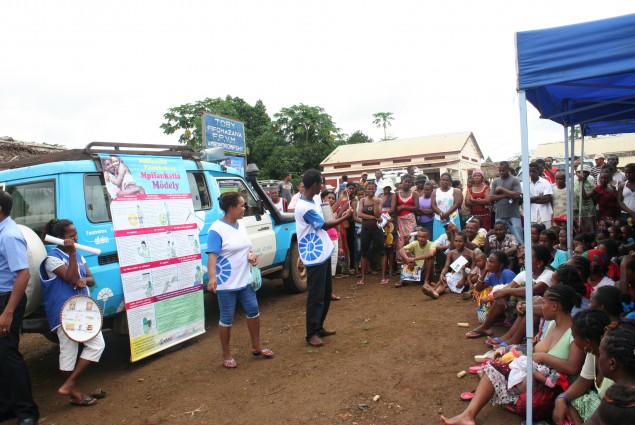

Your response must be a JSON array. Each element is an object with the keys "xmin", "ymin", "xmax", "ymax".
[
  {"xmin": 99, "ymin": 154, "xmax": 205, "ymax": 362},
  {"xmin": 203, "ymin": 113, "xmax": 246, "ymax": 155}
]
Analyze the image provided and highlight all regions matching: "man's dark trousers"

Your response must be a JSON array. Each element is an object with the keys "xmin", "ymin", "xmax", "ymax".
[
  {"xmin": 305, "ymin": 260, "xmax": 332, "ymax": 340},
  {"xmin": 0, "ymin": 294, "xmax": 39, "ymax": 421}
]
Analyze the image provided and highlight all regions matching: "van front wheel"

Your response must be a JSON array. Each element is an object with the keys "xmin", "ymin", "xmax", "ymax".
[{"xmin": 283, "ymin": 241, "xmax": 307, "ymax": 293}]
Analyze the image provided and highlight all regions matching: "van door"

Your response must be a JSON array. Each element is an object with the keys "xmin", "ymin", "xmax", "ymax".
[{"xmin": 215, "ymin": 177, "xmax": 277, "ymax": 268}]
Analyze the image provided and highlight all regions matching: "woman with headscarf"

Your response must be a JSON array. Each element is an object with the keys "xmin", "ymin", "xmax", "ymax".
[{"xmin": 465, "ymin": 168, "xmax": 491, "ymax": 231}]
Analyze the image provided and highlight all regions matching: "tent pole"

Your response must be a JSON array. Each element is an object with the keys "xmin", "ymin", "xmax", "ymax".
[
  {"xmin": 519, "ymin": 91, "xmax": 534, "ymax": 425},
  {"xmin": 564, "ymin": 127, "xmax": 573, "ymax": 252},
  {"xmin": 579, "ymin": 131, "xmax": 585, "ymax": 230},
  {"xmin": 570, "ymin": 129, "xmax": 575, "ymax": 244}
]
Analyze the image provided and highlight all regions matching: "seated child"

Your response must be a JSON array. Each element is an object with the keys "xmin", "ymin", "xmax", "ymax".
[
  {"xmin": 444, "ymin": 255, "xmax": 472, "ymax": 294},
  {"xmin": 396, "ymin": 229, "xmax": 436, "ymax": 288},
  {"xmin": 423, "ymin": 231, "xmax": 473, "ymax": 299}
]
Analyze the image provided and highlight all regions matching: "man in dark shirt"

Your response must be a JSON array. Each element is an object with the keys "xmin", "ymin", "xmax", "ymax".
[
  {"xmin": 489, "ymin": 161, "xmax": 523, "ymax": 244},
  {"xmin": 278, "ymin": 172, "xmax": 294, "ymax": 203}
]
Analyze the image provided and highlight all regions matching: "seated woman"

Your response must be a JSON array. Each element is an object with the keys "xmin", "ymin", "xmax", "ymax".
[
  {"xmin": 423, "ymin": 231, "xmax": 473, "ymax": 299},
  {"xmin": 466, "ymin": 246, "xmax": 552, "ymax": 338},
  {"xmin": 441, "ymin": 285, "xmax": 585, "ymax": 424},
  {"xmin": 490, "ymin": 264, "xmax": 585, "ymax": 348},
  {"xmin": 552, "ymin": 309, "xmax": 613, "ymax": 424},
  {"xmin": 39, "ymin": 219, "xmax": 106, "ymax": 406},
  {"xmin": 582, "ymin": 327, "xmax": 635, "ymax": 425}
]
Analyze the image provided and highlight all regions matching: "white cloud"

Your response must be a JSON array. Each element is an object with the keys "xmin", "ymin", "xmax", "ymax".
[{"xmin": 1, "ymin": 0, "xmax": 633, "ymax": 159}]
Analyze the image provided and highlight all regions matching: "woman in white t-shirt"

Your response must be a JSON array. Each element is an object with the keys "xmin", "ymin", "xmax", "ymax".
[{"xmin": 206, "ymin": 192, "xmax": 273, "ymax": 369}]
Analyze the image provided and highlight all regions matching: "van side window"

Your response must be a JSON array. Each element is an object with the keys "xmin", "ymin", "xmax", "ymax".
[
  {"xmin": 84, "ymin": 174, "xmax": 112, "ymax": 223},
  {"xmin": 188, "ymin": 172, "xmax": 211, "ymax": 211},
  {"xmin": 216, "ymin": 178, "xmax": 260, "ymax": 217},
  {"xmin": 7, "ymin": 180, "xmax": 56, "ymax": 236}
]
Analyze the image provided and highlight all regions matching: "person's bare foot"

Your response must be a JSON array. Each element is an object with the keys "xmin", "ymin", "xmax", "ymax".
[{"xmin": 439, "ymin": 413, "xmax": 476, "ymax": 425}]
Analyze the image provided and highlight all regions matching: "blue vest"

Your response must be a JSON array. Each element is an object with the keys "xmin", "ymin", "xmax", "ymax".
[{"xmin": 39, "ymin": 248, "xmax": 88, "ymax": 331}]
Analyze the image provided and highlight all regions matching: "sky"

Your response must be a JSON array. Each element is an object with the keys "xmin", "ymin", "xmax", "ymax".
[{"xmin": 1, "ymin": 1, "xmax": 634, "ymax": 161}]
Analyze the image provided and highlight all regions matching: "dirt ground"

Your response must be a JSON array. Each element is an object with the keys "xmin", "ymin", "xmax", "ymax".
[{"xmin": 12, "ymin": 276, "xmax": 523, "ymax": 425}]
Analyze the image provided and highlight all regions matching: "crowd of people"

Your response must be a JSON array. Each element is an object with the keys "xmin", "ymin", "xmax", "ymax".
[
  {"xmin": 269, "ymin": 155, "xmax": 635, "ymax": 424},
  {"xmin": 3, "ymin": 151, "xmax": 635, "ymax": 424}
]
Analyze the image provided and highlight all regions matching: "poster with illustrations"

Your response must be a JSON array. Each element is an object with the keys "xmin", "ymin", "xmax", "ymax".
[
  {"xmin": 400, "ymin": 263, "xmax": 422, "ymax": 282},
  {"xmin": 100, "ymin": 154, "xmax": 205, "ymax": 362}
]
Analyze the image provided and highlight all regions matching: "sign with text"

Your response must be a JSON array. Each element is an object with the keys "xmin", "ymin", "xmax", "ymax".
[
  {"xmin": 100, "ymin": 154, "xmax": 205, "ymax": 362},
  {"xmin": 203, "ymin": 113, "xmax": 246, "ymax": 154}
]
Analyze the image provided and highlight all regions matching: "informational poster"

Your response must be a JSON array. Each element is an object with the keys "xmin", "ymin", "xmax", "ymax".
[{"xmin": 100, "ymin": 154, "xmax": 205, "ymax": 362}]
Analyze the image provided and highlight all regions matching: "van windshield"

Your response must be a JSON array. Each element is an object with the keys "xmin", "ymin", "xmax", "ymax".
[{"xmin": 7, "ymin": 180, "xmax": 56, "ymax": 236}]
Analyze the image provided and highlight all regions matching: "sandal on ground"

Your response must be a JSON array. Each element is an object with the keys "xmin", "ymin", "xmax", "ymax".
[
  {"xmin": 465, "ymin": 329, "xmax": 493, "ymax": 338},
  {"xmin": 252, "ymin": 348, "xmax": 274, "ymax": 358},
  {"xmin": 380, "ymin": 278, "xmax": 389, "ymax": 285},
  {"xmin": 468, "ymin": 364, "xmax": 486, "ymax": 374},
  {"xmin": 485, "ymin": 337, "xmax": 502, "ymax": 346},
  {"xmin": 460, "ymin": 391, "xmax": 475, "ymax": 401},
  {"xmin": 421, "ymin": 284, "xmax": 438, "ymax": 299},
  {"xmin": 88, "ymin": 389, "xmax": 107, "ymax": 399},
  {"xmin": 70, "ymin": 394, "xmax": 98, "ymax": 407},
  {"xmin": 356, "ymin": 279, "xmax": 365, "ymax": 285},
  {"xmin": 331, "ymin": 293, "xmax": 341, "ymax": 301},
  {"xmin": 223, "ymin": 358, "xmax": 238, "ymax": 368},
  {"xmin": 394, "ymin": 281, "xmax": 408, "ymax": 288}
]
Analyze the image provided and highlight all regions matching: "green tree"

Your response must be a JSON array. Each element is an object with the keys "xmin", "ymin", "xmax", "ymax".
[
  {"xmin": 160, "ymin": 96, "xmax": 272, "ymax": 156},
  {"xmin": 372, "ymin": 112, "xmax": 395, "ymax": 141},
  {"xmin": 485, "ymin": 156, "xmax": 493, "ymax": 163},
  {"xmin": 340, "ymin": 130, "xmax": 373, "ymax": 145},
  {"xmin": 267, "ymin": 104, "xmax": 341, "ymax": 176}
]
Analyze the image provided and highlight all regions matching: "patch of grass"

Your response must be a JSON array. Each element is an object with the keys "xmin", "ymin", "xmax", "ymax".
[{"xmin": 360, "ymin": 339, "xmax": 369, "ymax": 345}]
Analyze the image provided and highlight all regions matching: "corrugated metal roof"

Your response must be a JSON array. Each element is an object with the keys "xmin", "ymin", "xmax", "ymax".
[
  {"xmin": 533, "ymin": 133, "xmax": 635, "ymax": 159},
  {"xmin": 321, "ymin": 131, "xmax": 480, "ymax": 165}
]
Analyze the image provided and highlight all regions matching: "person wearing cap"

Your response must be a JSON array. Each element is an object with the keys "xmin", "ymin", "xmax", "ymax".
[
  {"xmin": 465, "ymin": 168, "xmax": 491, "ymax": 231},
  {"xmin": 591, "ymin": 154, "xmax": 606, "ymax": 179},
  {"xmin": 575, "ymin": 164, "xmax": 597, "ymax": 234},
  {"xmin": 618, "ymin": 163, "xmax": 635, "ymax": 225},
  {"xmin": 359, "ymin": 173, "xmax": 369, "ymax": 188}
]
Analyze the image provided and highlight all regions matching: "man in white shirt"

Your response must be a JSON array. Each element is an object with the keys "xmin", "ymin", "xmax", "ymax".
[
  {"xmin": 294, "ymin": 170, "xmax": 351, "ymax": 348},
  {"xmin": 527, "ymin": 161, "xmax": 553, "ymax": 227},
  {"xmin": 374, "ymin": 170, "xmax": 385, "ymax": 198}
]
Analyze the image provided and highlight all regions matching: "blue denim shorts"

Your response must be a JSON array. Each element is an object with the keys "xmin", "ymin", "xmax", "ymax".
[{"xmin": 216, "ymin": 285, "xmax": 259, "ymax": 327}]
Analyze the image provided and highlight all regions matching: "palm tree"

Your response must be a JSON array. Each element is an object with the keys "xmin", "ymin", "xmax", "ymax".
[{"xmin": 372, "ymin": 112, "xmax": 394, "ymax": 141}]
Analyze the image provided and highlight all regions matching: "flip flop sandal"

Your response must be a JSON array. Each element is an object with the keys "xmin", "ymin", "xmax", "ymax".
[
  {"xmin": 331, "ymin": 294, "xmax": 341, "ymax": 300},
  {"xmin": 380, "ymin": 279, "xmax": 389, "ymax": 285},
  {"xmin": 70, "ymin": 394, "xmax": 98, "ymax": 407},
  {"xmin": 465, "ymin": 329, "xmax": 493, "ymax": 338},
  {"xmin": 89, "ymin": 389, "xmax": 107, "ymax": 399},
  {"xmin": 252, "ymin": 348, "xmax": 274, "ymax": 358},
  {"xmin": 460, "ymin": 391, "xmax": 475, "ymax": 401},
  {"xmin": 469, "ymin": 364, "xmax": 486, "ymax": 374},
  {"xmin": 421, "ymin": 285, "xmax": 437, "ymax": 298},
  {"xmin": 357, "ymin": 279, "xmax": 365, "ymax": 285},
  {"xmin": 223, "ymin": 358, "xmax": 238, "ymax": 368},
  {"xmin": 485, "ymin": 337, "xmax": 502, "ymax": 346}
]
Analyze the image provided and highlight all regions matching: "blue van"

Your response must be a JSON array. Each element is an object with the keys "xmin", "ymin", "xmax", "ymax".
[{"xmin": 0, "ymin": 142, "xmax": 304, "ymax": 337}]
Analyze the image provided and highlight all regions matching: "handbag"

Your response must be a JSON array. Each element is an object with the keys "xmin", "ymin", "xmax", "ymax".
[{"xmin": 250, "ymin": 265, "xmax": 262, "ymax": 291}]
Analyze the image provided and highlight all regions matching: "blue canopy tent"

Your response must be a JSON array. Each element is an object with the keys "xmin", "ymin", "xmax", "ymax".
[{"xmin": 516, "ymin": 13, "xmax": 635, "ymax": 423}]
